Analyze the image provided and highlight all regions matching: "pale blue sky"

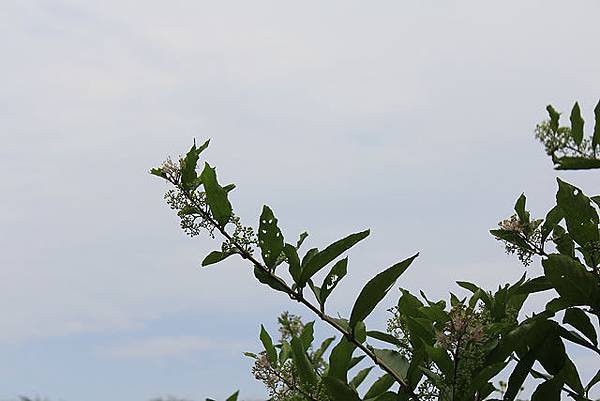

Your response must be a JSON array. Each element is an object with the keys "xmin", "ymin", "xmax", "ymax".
[{"xmin": 1, "ymin": 1, "xmax": 600, "ymax": 400}]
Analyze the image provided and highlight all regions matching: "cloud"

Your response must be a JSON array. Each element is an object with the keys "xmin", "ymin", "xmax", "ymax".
[{"xmin": 102, "ymin": 335, "xmax": 250, "ymax": 359}]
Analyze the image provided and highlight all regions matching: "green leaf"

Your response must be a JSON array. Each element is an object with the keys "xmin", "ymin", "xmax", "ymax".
[
  {"xmin": 594, "ymin": 100, "xmax": 600, "ymax": 150},
  {"xmin": 541, "ymin": 206, "xmax": 564, "ymax": 242},
  {"xmin": 283, "ymin": 244, "xmax": 302, "ymax": 284},
  {"xmin": 258, "ymin": 206, "xmax": 284, "ymax": 269},
  {"xmin": 547, "ymin": 104, "xmax": 560, "ymax": 132},
  {"xmin": 556, "ymin": 178, "xmax": 599, "ymax": 246},
  {"xmin": 561, "ymin": 356, "xmax": 584, "ymax": 395},
  {"xmin": 554, "ymin": 156, "xmax": 600, "ymax": 170},
  {"xmin": 373, "ymin": 348, "xmax": 409, "ymax": 382},
  {"xmin": 149, "ymin": 167, "xmax": 168, "ymax": 179},
  {"xmin": 504, "ymin": 347, "xmax": 538, "ymax": 401},
  {"xmin": 225, "ymin": 391, "xmax": 239, "ymax": 401},
  {"xmin": 367, "ymin": 330, "xmax": 403, "ymax": 347},
  {"xmin": 253, "ymin": 266, "xmax": 289, "ymax": 294},
  {"xmin": 531, "ymin": 377, "xmax": 562, "ymax": 401},
  {"xmin": 364, "ymin": 374, "xmax": 395, "ymax": 399},
  {"xmin": 181, "ymin": 139, "xmax": 210, "ymax": 189},
  {"xmin": 200, "ymin": 162, "xmax": 232, "ymax": 227},
  {"xmin": 319, "ymin": 258, "xmax": 348, "ymax": 308},
  {"xmin": 350, "ymin": 366, "xmax": 373, "ymax": 389},
  {"xmin": 564, "ymin": 308, "xmax": 597, "ymax": 346},
  {"xmin": 515, "ymin": 276, "xmax": 552, "ymax": 295},
  {"xmin": 291, "ymin": 336, "xmax": 317, "ymax": 387},
  {"xmin": 259, "ymin": 325, "xmax": 277, "ymax": 366},
  {"xmin": 570, "ymin": 102, "xmax": 585, "ymax": 145},
  {"xmin": 328, "ymin": 337, "xmax": 356, "ymax": 382},
  {"xmin": 425, "ymin": 345, "xmax": 453, "ymax": 378},
  {"xmin": 300, "ymin": 321, "xmax": 315, "ymax": 350},
  {"xmin": 313, "ymin": 336, "xmax": 335, "ymax": 362},
  {"xmin": 296, "ymin": 231, "xmax": 309, "ymax": 249},
  {"xmin": 299, "ymin": 230, "xmax": 370, "ymax": 287},
  {"xmin": 201, "ymin": 251, "xmax": 233, "ymax": 267},
  {"xmin": 543, "ymin": 254, "xmax": 600, "ymax": 308},
  {"xmin": 323, "ymin": 376, "xmax": 361, "ymax": 401},
  {"xmin": 350, "ymin": 254, "xmax": 419, "ymax": 328},
  {"xmin": 514, "ymin": 193, "xmax": 527, "ymax": 223}
]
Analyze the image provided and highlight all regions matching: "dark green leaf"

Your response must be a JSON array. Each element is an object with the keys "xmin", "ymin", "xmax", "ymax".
[
  {"xmin": 364, "ymin": 374, "xmax": 395, "ymax": 399},
  {"xmin": 349, "ymin": 254, "xmax": 419, "ymax": 328},
  {"xmin": 323, "ymin": 376, "xmax": 361, "ymax": 401},
  {"xmin": 181, "ymin": 139, "xmax": 210, "ymax": 189},
  {"xmin": 283, "ymin": 244, "xmax": 301, "ymax": 284},
  {"xmin": 319, "ymin": 258, "xmax": 348, "ymax": 308},
  {"xmin": 554, "ymin": 156, "xmax": 600, "ymax": 170},
  {"xmin": 504, "ymin": 347, "xmax": 538, "ymax": 401},
  {"xmin": 258, "ymin": 206, "xmax": 284, "ymax": 269},
  {"xmin": 350, "ymin": 366, "xmax": 373, "ymax": 389},
  {"xmin": 201, "ymin": 251, "xmax": 233, "ymax": 267},
  {"xmin": 514, "ymin": 193, "xmax": 527, "ymax": 223},
  {"xmin": 556, "ymin": 179, "xmax": 599, "ymax": 246},
  {"xmin": 299, "ymin": 230, "xmax": 369, "ymax": 287},
  {"xmin": 296, "ymin": 231, "xmax": 309, "ymax": 249},
  {"xmin": 543, "ymin": 254, "xmax": 600, "ymax": 308},
  {"xmin": 300, "ymin": 321, "xmax": 315, "ymax": 350},
  {"xmin": 564, "ymin": 308, "xmax": 597, "ymax": 346},
  {"xmin": 515, "ymin": 276, "xmax": 552, "ymax": 295},
  {"xmin": 328, "ymin": 337, "xmax": 356, "ymax": 382},
  {"xmin": 541, "ymin": 206, "xmax": 564, "ymax": 242},
  {"xmin": 349, "ymin": 355, "xmax": 366, "ymax": 369},
  {"xmin": 373, "ymin": 348, "xmax": 409, "ymax": 382},
  {"xmin": 354, "ymin": 320, "xmax": 367, "ymax": 343},
  {"xmin": 367, "ymin": 330, "xmax": 403, "ymax": 347},
  {"xmin": 570, "ymin": 102, "xmax": 585, "ymax": 145},
  {"xmin": 290, "ymin": 336, "xmax": 317, "ymax": 387},
  {"xmin": 531, "ymin": 377, "xmax": 562, "ymax": 401},
  {"xmin": 253, "ymin": 266, "xmax": 289, "ymax": 294},
  {"xmin": 313, "ymin": 336, "xmax": 335, "ymax": 363},
  {"xmin": 425, "ymin": 345, "xmax": 453, "ymax": 378},
  {"xmin": 259, "ymin": 325, "xmax": 277, "ymax": 366},
  {"xmin": 547, "ymin": 104, "xmax": 560, "ymax": 132},
  {"xmin": 490, "ymin": 229, "xmax": 533, "ymax": 251},
  {"xmin": 200, "ymin": 162, "xmax": 232, "ymax": 227},
  {"xmin": 149, "ymin": 167, "xmax": 168, "ymax": 179},
  {"xmin": 561, "ymin": 356, "xmax": 584, "ymax": 395}
]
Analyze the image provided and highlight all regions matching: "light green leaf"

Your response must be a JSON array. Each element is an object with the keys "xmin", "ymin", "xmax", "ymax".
[
  {"xmin": 323, "ymin": 376, "xmax": 361, "ymax": 401},
  {"xmin": 291, "ymin": 336, "xmax": 317, "ymax": 387},
  {"xmin": 350, "ymin": 366, "xmax": 373, "ymax": 389},
  {"xmin": 181, "ymin": 139, "xmax": 210, "ymax": 189},
  {"xmin": 328, "ymin": 337, "xmax": 356, "ymax": 382},
  {"xmin": 349, "ymin": 254, "xmax": 418, "ymax": 328},
  {"xmin": 373, "ymin": 348, "xmax": 409, "ymax": 382},
  {"xmin": 300, "ymin": 321, "xmax": 315, "ymax": 350},
  {"xmin": 364, "ymin": 374, "xmax": 395, "ymax": 399}
]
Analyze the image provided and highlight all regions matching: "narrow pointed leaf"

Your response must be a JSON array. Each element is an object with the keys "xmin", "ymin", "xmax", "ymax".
[
  {"xmin": 323, "ymin": 377, "xmax": 361, "ymax": 401},
  {"xmin": 514, "ymin": 193, "xmax": 527, "ymax": 223},
  {"xmin": 350, "ymin": 366, "xmax": 373, "ymax": 389},
  {"xmin": 253, "ymin": 266, "xmax": 289, "ymax": 294},
  {"xmin": 364, "ymin": 374, "xmax": 395, "ymax": 399},
  {"xmin": 319, "ymin": 257, "xmax": 348, "ymax": 307},
  {"xmin": 373, "ymin": 349, "xmax": 409, "ymax": 383},
  {"xmin": 201, "ymin": 251, "xmax": 233, "ymax": 267},
  {"xmin": 259, "ymin": 325, "xmax": 277, "ymax": 366},
  {"xmin": 547, "ymin": 105, "xmax": 560, "ymax": 132},
  {"xmin": 328, "ymin": 337, "xmax": 356, "ymax": 382},
  {"xmin": 283, "ymin": 244, "xmax": 301, "ymax": 284},
  {"xmin": 299, "ymin": 230, "xmax": 369, "ymax": 287},
  {"xmin": 225, "ymin": 391, "xmax": 239, "ymax": 401},
  {"xmin": 570, "ymin": 102, "xmax": 585, "ymax": 145},
  {"xmin": 291, "ymin": 336, "xmax": 317, "ymax": 387},
  {"xmin": 181, "ymin": 139, "xmax": 210, "ymax": 189},
  {"xmin": 350, "ymin": 254, "xmax": 418, "ymax": 328},
  {"xmin": 300, "ymin": 321, "xmax": 315, "ymax": 350},
  {"xmin": 594, "ymin": 100, "xmax": 600, "ymax": 150}
]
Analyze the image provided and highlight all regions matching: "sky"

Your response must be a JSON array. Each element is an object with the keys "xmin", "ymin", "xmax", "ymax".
[{"xmin": 1, "ymin": 1, "xmax": 600, "ymax": 400}]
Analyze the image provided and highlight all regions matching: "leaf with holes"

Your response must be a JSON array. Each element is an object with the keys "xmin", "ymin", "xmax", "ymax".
[
  {"xmin": 258, "ymin": 206, "xmax": 284, "ymax": 269},
  {"xmin": 299, "ymin": 230, "xmax": 369, "ymax": 287},
  {"xmin": 319, "ymin": 257, "xmax": 348, "ymax": 308},
  {"xmin": 556, "ymin": 178, "xmax": 599, "ymax": 246}
]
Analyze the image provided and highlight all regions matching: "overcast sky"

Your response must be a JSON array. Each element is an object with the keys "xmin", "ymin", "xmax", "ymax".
[{"xmin": 1, "ymin": 1, "xmax": 600, "ymax": 400}]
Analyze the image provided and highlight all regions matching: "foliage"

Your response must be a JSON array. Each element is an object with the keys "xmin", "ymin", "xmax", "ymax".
[{"xmin": 152, "ymin": 101, "xmax": 600, "ymax": 401}]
